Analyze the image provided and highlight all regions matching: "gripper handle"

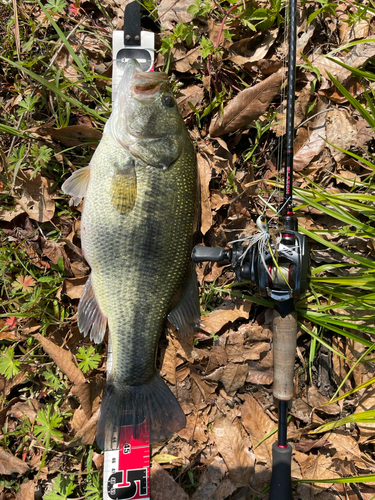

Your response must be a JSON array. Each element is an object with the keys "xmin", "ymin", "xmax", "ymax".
[{"xmin": 272, "ymin": 310, "xmax": 297, "ymax": 401}]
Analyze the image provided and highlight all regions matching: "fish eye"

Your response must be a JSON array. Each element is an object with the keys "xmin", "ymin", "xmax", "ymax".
[{"xmin": 162, "ymin": 95, "xmax": 175, "ymax": 108}]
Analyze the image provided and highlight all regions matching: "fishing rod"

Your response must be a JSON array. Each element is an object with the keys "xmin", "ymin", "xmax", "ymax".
[{"xmin": 192, "ymin": 0, "xmax": 309, "ymax": 497}]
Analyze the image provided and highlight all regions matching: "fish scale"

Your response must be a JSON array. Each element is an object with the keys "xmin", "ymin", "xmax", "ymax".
[{"xmin": 62, "ymin": 60, "xmax": 199, "ymax": 450}]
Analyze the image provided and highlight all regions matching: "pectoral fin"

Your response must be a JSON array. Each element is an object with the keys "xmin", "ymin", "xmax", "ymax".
[
  {"xmin": 110, "ymin": 159, "xmax": 137, "ymax": 214},
  {"xmin": 168, "ymin": 268, "xmax": 200, "ymax": 340},
  {"xmin": 62, "ymin": 166, "xmax": 90, "ymax": 206}
]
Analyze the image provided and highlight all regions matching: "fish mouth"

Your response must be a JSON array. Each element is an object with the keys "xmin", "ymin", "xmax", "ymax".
[{"xmin": 131, "ymin": 71, "xmax": 169, "ymax": 96}]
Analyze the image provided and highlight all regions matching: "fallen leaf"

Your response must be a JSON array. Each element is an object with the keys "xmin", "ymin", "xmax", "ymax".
[
  {"xmin": 293, "ymin": 97, "xmax": 328, "ymax": 171},
  {"xmin": 15, "ymin": 481, "xmax": 35, "ymax": 500},
  {"xmin": 150, "ymin": 462, "xmax": 189, "ymax": 500},
  {"xmin": 339, "ymin": 16, "xmax": 369, "ymax": 44},
  {"xmin": 240, "ymin": 394, "xmax": 274, "ymax": 465},
  {"xmin": 0, "ymin": 447, "xmax": 29, "ymax": 475},
  {"xmin": 37, "ymin": 125, "xmax": 102, "ymax": 147},
  {"xmin": 8, "ymin": 399, "xmax": 39, "ymax": 424},
  {"xmin": 197, "ymin": 153, "xmax": 212, "ymax": 235},
  {"xmin": 217, "ymin": 362, "xmax": 249, "ymax": 396},
  {"xmin": 297, "ymin": 452, "xmax": 340, "ymax": 496},
  {"xmin": 13, "ymin": 170, "xmax": 55, "ymax": 222},
  {"xmin": 200, "ymin": 299, "xmax": 251, "ymax": 333},
  {"xmin": 209, "ymin": 69, "xmax": 285, "ymax": 137},
  {"xmin": 0, "ymin": 204, "xmax": 25, "ymax": 222},
  {"xmin": 157, "ymin": 0, "xmax": 195, "ymax": 30},
  {"xmin": 34, "ymin": 333, "xmax": 92, "ymax": 417},
  {"xmin": 191, "ymin": 456, "xmax": 228, "ymax": 500},
  {"xmin": 229, "ymin": 30, "xmax": 278, "ymax": 65},
  {"xmin": 160, "ymin": 339, "xmax": 176, "ymax": 385},
  {"xmin": 177, "ymin": 85, "xmax": 204, "ymax": 118},
  {"xmin": 305, "ymin": 385, "xmax": 340, "ymax": 415},
  {"xmin": 213, "ymin": 410, "xmax": 255, "ymax": 487},
  {"xmin": 355, "ymin": 388, "xmax": 375, "ymax": 443},
  {"xmin": 62, "ymin": 276, "xmax": 88, "ymax": 300}
]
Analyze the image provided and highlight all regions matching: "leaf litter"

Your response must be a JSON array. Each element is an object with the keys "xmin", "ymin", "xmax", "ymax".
[{"xmin": 0, "ymin": 0, "xmax": 375, "ymax": 499}]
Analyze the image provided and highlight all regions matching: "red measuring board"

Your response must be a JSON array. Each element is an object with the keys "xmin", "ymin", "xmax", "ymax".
[{"xmin": 103, "ymin": 418, "xmax": 150, "ymax": 500}]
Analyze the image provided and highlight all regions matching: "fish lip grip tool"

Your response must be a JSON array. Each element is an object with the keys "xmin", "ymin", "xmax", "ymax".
[
  {"xmin": 103, "ymin": 3, "xmax": 155, "ymax": 499},
  {"xmin": 112, "ymin": 1, "xmax": 155, "ymax": 105}
]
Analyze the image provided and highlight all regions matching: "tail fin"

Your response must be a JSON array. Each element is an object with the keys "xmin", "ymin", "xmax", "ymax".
[{"xmin": 96, "ymin": 374, "xmax": 186, "ymax": 450}]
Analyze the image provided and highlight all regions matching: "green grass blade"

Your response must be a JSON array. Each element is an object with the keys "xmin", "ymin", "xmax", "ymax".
[
  {"xmin": 0, "ymin": 56, "xmax": 106, "ymax": 123},
  {"xmin": 329, "ymin": 344, "xmax": 375, "ymax": 402},
  {"xmin": 310, "ymin": 409, "xmax": 375, "ymax": 434},
  {"xmin": 327, "ymin": 72, "xmax": 375, "ymax": 129},
  {"xmin": 297, "ymin": 474, "xmax": 375, "ymax": 484},
  {"xmin": 38, "ymin": 0, "xmax": 89, "ymax": 79},
  {"xmin": 299, "ymin": 323, "xmax": 351, "ymax": 361},
  {"xmin": 325, "ymin": 56, "xmax": 375, "ymax": 81},
  {"xmin": 299, "ymin": 226, "xmax": 375, "ymax": 269}
]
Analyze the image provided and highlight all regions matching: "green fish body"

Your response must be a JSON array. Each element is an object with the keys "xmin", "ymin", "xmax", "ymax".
[{"xmin": 62, "ymin": 61, "xmax": 199, "ymax": 450}]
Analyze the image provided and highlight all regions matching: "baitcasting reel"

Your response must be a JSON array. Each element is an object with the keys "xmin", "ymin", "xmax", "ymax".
[{"xmin": 192, "ymin": 213, "xmax": 309, "ymax": 315}]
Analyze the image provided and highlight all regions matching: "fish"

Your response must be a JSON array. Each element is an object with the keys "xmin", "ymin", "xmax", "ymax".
[{"xmin": 62, "ymin": 60, "xmax": 199, "ymax": 450}]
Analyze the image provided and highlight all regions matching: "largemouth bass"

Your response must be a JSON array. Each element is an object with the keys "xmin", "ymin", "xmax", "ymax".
[{"xmin": 62, "ymin": 60, "xmax": 199, "ymax": 450}]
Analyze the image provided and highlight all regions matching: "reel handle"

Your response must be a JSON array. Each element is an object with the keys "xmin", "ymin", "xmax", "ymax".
[{"xmin": 191, "ymin": 246, "xmax": 230, "ymax": 263}]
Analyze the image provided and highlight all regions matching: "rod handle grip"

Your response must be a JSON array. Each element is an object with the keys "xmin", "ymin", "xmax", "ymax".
[
  {"xmin": 269, "ymin": 442, "xmax": 293, "ymax": 500},
  {"xmin": 272, "ymin": 310, "xmax": 297, "ymax": 400}
]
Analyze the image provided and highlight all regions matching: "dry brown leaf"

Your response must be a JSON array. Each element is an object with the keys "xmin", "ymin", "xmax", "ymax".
[
  {"xmin": 209, "ymin": 69, "xmax": 285, "ymax": 137},
  {"xmin": 68, "ymin": 408, "xmax": 99, "ymax": 446},
  {"xmin": 34, "ymin": 333, "xmax": 92, "ymax": 417},
  {"xmin": 177, "ymin": 412, "xmax": 207, "ymax": 442},
  {"xmin": 0, "ymin": 447, "xmax": 29, "ymax": 475},
  {"xmin": 13, "ymin": 170, "xmax": 55, "ymax": 222},
  {"xmin": 297, "ymin": 452, "xmax": 340, "ymax": 497},
  {"xmin": 240, "ymin": 394, "xmax": 274, "ymax": 465},
  {"xmin": 42, "ymin": 240, "xmax": 72, "ymax": 276},
  {"xmin": 293, "ymin": 97, "xmax": 328, "ymax": 171},
  {"xmin": 206, "ymin": 346, "xmax": 228, "ymax": 374},
  {"xmin": 157, "ymin": 0, "xmax": 195, "ymax": 30},
  {"xmin": 0, "ymin": 204, "xmax": 25, "ymax": 222},
  {"xmin": 190, "ymin": 456, "xmax": 228, "ymax": 500},
  {"xmin": 327, "ymin": 431, "xmax": 374, "ymax": 470},
  {"xmin": 8, "ymin": 399, "xmax": 39, "ymax": 424},
  {"xmin": 37, "ymin": 125, "xmax": 102, "ymax": 147},
  {"xmin": 213, "ymin": 411, "xmax": 255, "ymax": 487},
  {"xmin": 176, "ymin": 85, "xmax": 204, "ymax": 118},
  {"xmin": 228, "ymin": 29, "xmax": 278, "ymax": 65},
  {"xmin": 171, "ymin": 44, "xmax": 202, "ymax": 73},
  {"xmin": 339, "ymin": 16, "xmax": 370, "ymax": 44},
  {"xmin": 355, "ymin": 388, "xmax": 375, "ymax": 443},
  {"xmin": 204, "ymin": 362, "xmax": 248, "ymax": 396},
  {"xmin": 197, "ymin": 153, "xmax": 212, "ymax": 235},
  {"xmin": 305, "ymin": 385, "xmax": 340, "ymax": 415},
  {"xmin": 160, "ymin": 339, "xmax": 176, "ymax": 385},
  {"xmin": 200, "ymin": 299, "xmax": 251, "ymax": 333},
  {"xmin": 62, "ymin": 276, "xmax": 88, "ymax": 300},
  {"xmin": 326, "ymin": 108, "xmax": 357, "ymax": 162},
  {"xmin": 219, "ymin": 362, "xmax": 249, "ymax": 396},
  {"xmin": 150, "ymin": 462, "xmax": 189, "ymax": 500},
  {"xmin": 35, "ymin": 333, "xmax": 85, "ymax": 386},
  {"xmin": 15, "ymin": 481, "xmax": 35, "ymax": 500}
]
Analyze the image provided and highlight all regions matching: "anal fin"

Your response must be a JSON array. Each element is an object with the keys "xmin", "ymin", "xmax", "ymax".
[
  {"xmin": 78, "ymin": 275, "xmax": 107, "ymax": 343},
  {"xmin": 168, "ymin": 268, "xmax": 200, "ymax": 340},
  {"xmin": 62, "ymin": 166, "xmax": 90, "ymax": 206}
]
